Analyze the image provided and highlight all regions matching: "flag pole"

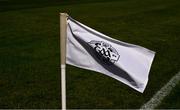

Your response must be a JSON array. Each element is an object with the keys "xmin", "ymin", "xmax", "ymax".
[{"xmin": 60, "ymin": 13, "xmax": 68, "ymax": 110}]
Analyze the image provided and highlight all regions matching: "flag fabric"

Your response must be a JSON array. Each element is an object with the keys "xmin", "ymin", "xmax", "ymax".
[{"xmin": 66, "ymin": 17, "xmax": 155, "ymax": 93}]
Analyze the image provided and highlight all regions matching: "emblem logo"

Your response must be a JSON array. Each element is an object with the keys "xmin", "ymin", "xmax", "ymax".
[{"xmin": 88, "ymin": 40, "xmax": 120, "ymax": 64}]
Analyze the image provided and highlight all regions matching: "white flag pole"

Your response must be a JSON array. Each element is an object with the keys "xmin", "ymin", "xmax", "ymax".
[{"xmin": 60, "ymin": 13, "xmax": 68, "ymax": 110}]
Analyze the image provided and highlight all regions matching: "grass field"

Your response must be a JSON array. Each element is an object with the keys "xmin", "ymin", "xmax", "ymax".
[{"xmin": 0, "ymin": 0, "xmax": 180, "ymax": 109}]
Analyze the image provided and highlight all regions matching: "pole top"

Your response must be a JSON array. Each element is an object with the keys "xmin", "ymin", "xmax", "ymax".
[{"xmin": 60, "ymin": 13, "xmax": 68, "ymax": 17}]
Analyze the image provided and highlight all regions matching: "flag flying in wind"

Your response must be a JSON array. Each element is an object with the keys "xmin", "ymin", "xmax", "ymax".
[{"xmin": 66, "ymin": 16, "xmax": 155, "ymax": 93}]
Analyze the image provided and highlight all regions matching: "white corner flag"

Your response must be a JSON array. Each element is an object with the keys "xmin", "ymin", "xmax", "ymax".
[{"xmin": 66, "ymin": 16, "xmax": 155, "ymax": 93}]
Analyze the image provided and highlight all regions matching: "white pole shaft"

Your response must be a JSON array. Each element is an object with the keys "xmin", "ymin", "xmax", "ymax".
[
  {"xmin": 60, "ymin": 13, "xmax": 67, "ymax": 110},
  {"xmin": 61, "ymin": 64, "xmax": 66, "ymax": 110}
]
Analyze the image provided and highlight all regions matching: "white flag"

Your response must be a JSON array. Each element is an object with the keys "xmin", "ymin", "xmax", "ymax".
[{"xmin": 66, "ymin": 17, "xmax": 155, "ymax": 93}]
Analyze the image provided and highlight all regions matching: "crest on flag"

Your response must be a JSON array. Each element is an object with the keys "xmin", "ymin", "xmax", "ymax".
[{"xmin": 88, "ymin": 40, "xmax": 120, "ymax": 65}]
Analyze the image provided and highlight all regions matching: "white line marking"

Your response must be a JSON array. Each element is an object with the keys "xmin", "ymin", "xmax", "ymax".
[{"xmin": 140, "ymin": 71, "xmax": 180, "ymax": 109}]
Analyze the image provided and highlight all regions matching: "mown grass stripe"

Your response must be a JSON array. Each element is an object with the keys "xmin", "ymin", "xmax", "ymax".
[{"xmin": 140, "ymin": 71, "xmax": 180, "ymax": 109}]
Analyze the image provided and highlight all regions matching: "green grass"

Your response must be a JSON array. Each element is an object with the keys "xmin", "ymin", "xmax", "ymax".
[
  {"xmin": 157, "ymin": 82, "xmax": 180, "ymax": 109},
  {"xmin": 0, "ymin": 0, "xmax": 121, "ymax": 12},
  {"xmin": 0, "ymin": 0, "xmax": 180, "ymax": 109}
]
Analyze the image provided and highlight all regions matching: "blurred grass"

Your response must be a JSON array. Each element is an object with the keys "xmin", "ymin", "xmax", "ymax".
[
  {"xmin": 157, "ymin": 82, "xmax": 180, "ymax": 109},
  {"xmin": 0, "ymin": 0, "xmax": 179, "ymax": 109},
  {"xmin": 0, "ymin": 0, "xmax": 121, "ymax": 12}
]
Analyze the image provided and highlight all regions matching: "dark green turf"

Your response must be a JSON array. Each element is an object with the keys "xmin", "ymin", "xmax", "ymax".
[
  {"xmin": 157, "ymin": 82, "xmax": 180, "ymax": 109},
  {"xmin": 0, "ymin": 0, "xmax": 121, "ymax": 12},
  {"xmin": 0, "ymin": 0, "xmax": 179, "ymax": 109}
]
